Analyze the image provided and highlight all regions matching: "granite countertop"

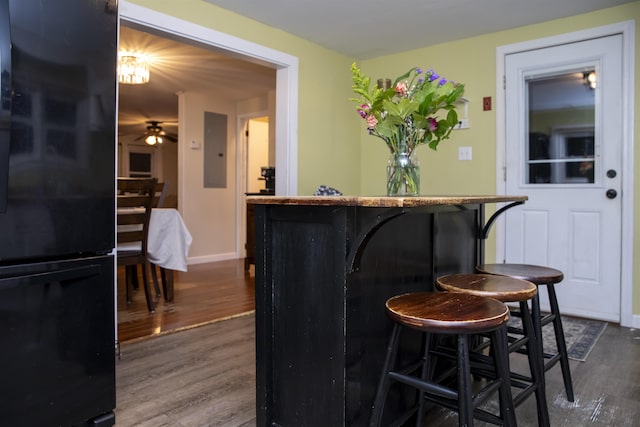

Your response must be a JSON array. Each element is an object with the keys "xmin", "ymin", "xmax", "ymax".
[{"xmin": 246, "ymin": 195, "xmax": 527, "ymax": 207}]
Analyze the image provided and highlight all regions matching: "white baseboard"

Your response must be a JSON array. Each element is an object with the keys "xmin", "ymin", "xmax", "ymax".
[
  {"xmin": 631, "ymin": 314, "xmax": 640, "ymax": 329},
  {"xmin": 187, "ymin": 253, "xmax": 239, "ymax": 265}
]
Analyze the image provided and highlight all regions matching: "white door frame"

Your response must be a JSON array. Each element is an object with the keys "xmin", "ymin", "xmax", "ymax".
[
  {"xmin": 118, "ymin": 0, "xmax": 299, "ymax": 197},
  {"xmin": 495, "ymin": 21, "xmax": 635, "ymax": 327},
  {"xmin": 236, "ymin": 111, "xmax": 269, "ymax": 259}
]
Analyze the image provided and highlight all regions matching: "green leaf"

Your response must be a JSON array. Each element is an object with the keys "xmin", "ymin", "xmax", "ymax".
[
  {"xmin": 392, "ymin": 68, "xmax": 414, "ymax": 87},
  {"xmin": 447, "ymin": 109, "xmax": 459, "ymax": 126},
  {"xmin": 417, "ymin": 92, "xmax": 435, "ymax": 116}
]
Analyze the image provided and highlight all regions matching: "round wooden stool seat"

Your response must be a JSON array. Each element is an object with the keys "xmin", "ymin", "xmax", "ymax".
[
  {"xmin": 436, "ymin": 273, "xmax": 537, "ymax": 303},
  {"xmin": 386, "ymin": 291, "xmax": 509, "ymax": 334},
  {"xmin": 476, "ymin": 263, "xmax": 563, "ymax": 286}
]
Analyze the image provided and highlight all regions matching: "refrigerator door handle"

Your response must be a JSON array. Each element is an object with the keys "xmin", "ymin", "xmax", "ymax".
[
  {"xmin": 0, "ymin": 0, "xmax": 11, "ymax": 213},
  {"xmin": 0, "ymin": 264, "xmax": 102, "ymax": 290}
]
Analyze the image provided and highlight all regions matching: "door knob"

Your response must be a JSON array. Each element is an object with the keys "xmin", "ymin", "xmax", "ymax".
[
  {"xmin": 606, "ymin": 169, "xmax": 617, "ymax": 178},
  {"xmin": 606, "ymin": 189, "xmax": 617, "ymax": 199}
]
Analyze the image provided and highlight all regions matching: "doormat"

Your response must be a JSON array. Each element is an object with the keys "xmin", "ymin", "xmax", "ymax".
[{"xmin": 508, "ymin": 314, "xmax": 607, "ymax": 362}]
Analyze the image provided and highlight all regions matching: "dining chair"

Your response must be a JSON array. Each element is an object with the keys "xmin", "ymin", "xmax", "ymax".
[{"xmin": 117, "ymin": 177, "xmax": 157, "ymax": 312}]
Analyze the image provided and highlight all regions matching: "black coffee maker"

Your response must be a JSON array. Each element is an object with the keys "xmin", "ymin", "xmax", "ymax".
[{"xmin": 259, "ymin": 166, "xmax": 276, "ymax": 193}]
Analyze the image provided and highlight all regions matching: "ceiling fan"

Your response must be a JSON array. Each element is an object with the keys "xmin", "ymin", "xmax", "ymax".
[{"xmin": 136, "ymin": 121, "xmax": 178, "ymax": 145}]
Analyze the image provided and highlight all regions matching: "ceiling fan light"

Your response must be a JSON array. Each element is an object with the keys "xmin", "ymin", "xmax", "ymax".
[
  {"xmin": 118, "ymin": 54, "xmax": 150, "ymax": 85},
  {"xmin": 145, "ymin": 135, "xmax": 162, "ymax": 145}
]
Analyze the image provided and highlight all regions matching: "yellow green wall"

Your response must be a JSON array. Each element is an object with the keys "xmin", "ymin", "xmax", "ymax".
[
  {"xmin": 358, "ymin": 3, "xmax": 640, "ymax": 316},
  {"xmin": 127, "ymin": 0, "xmax": 361, "ymax": 196},
  {"xmin": 126, "ymin": 0, "xmax": 639, "ymax": 317},
  {"xmin": 358, "ymin": 3, "xmax": 639, "ymax": 197}
]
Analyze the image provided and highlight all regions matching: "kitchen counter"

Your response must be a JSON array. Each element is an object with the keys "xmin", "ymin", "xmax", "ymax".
[
  {"xmin": 250, "ymin": 195, "xmax": 526, "ymax": 426},
  {"xmin": 246, "ymin": 194, "xmax": 526, "ymax": 207}
]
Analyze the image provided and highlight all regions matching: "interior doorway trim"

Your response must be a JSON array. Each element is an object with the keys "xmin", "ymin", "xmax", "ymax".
[
  {"xmin": 119, "ymin": 0, "xmax": 299, "ymax": 196},
  {"xmin": 237, "ymin": 111, "xmax": 269, "ymax": 260},
  {"xmin": 495, "ymin": 20, "xmax": 635, "ymax": 327}
]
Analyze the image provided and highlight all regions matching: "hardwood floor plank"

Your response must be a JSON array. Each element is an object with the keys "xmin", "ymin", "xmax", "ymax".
[
  {"xmin": 115, "ymin": 259, "xmax": 640, "ymax": 426},
  {"xmin": 116, "ymin": 313, "xmax": 640, "ymax": 426},
  {"xmin": 117, "ymin": 259, "xmax": 255, "ymax": 343},
  {"xmin": 116, "ymin": 313, "xmax": 256, "ymax": 426}
]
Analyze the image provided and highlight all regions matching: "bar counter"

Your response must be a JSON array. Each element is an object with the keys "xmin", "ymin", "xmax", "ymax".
[{"xmin": 249, "ymin": 195, "xmax": 526, "ymax": 427}]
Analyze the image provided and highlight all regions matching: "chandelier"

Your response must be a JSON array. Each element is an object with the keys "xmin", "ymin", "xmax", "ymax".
[{"xmin": 118, "ymin": 53, "xmax": 150, "ymax": 85}]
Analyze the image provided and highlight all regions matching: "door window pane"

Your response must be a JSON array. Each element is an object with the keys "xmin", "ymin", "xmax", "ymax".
[{"xmin": 526, "ymin": 70, "xmax": 595, "ymax": 184}]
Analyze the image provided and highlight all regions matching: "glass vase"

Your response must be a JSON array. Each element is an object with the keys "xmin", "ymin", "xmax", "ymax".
[{"xmin": 386, "ymin": 151, "xmax": 420, "ymax": 196}]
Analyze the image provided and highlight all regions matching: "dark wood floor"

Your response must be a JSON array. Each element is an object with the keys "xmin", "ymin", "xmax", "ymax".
[
  {"xmin": 116, "ymin": 308, "xmax": 640, "ymax": 426},
  {"xmin": 115, "ymin": 260, "xmax": 640, "ymax": 426},
  {"xmin": 117, "ymin": 259, "xmax": 255, "ymax": 343}
]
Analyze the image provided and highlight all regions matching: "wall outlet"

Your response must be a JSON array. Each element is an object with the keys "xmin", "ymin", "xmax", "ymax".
[
  {"xmin": 455, "ymin": 119, "xmax": 470, "ymax": 129},
  {"xmin": 458, "ymin": 146, "xmax": 472, "ymax": 161}
]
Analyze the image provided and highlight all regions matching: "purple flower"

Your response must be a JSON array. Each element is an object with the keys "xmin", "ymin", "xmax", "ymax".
[
  {"xmin": 416, "ymin": 67, "xmax": 423, "ymax": 74},
  {"xmin": 438, "ymin": 78, "xmax": 448, "ymax": 86},
  {"xmin": 357, "ymin": 104, "xmax": 369, "ymax": 118},
  {"xmin": 429, "ymin": 71, "xmax": 440, "ymax": 82}
]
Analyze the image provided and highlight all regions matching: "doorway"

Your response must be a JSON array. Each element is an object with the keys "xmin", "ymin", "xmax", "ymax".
[
  {"xmin": 496, "ymin": 22, "xmax": 635, "ymax": 325},
  {"xmin": 119, "ymin": 1, "xmax": 298, "ymax": 265},
  {"xmin": 119, "ymin": 0, "xmax": 298, "ymax": 198},
  {"xmin": 246, "ymin": 116, "xmax": 271, "ymax": 194}
]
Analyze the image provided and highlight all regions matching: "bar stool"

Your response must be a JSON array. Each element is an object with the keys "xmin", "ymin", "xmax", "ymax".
[
  {"xmin": 436, "ymin": 274, "xmax": 550, "ymax": 427},
  {"xmin": 369, "ymin": 291, "xmax": 516, "ymax": 427},
  {"xmin": 476, "ymin": 263, "xmax": 574, "ymax": 402}
]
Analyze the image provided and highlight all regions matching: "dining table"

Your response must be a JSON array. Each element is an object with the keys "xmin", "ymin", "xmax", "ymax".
[
  {"xmin": 117, "ymin": 207, "xmax": 192, "ymax": 301},
  {"xmin": 147, "ymin": 208, "xmax": 192, "ymax": 301}
]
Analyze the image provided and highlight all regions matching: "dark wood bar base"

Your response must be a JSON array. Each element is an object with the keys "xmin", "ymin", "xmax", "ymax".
[{"xmin": 250, "ymin": 196, "xmax": 526, "ymax": 427}]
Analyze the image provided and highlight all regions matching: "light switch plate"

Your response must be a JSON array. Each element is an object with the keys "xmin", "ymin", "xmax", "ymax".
[{"xmin": 458, "ymin": 146, "xmax": 472, "ymax": 161}]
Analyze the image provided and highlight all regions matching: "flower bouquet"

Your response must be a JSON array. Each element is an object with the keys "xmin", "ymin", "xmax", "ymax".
[{"xmin": 350, "ymin": 63, "xmax": 464, "ymax": 195}]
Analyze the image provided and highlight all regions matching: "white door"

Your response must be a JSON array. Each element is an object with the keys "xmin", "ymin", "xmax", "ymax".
[
  {"xmin": 246, "ymin": 117, "xmax": 270, "ymax": 193},
  {"xmin": 504, "ymin": 35, "xmax": 623, "ymax": 322}
]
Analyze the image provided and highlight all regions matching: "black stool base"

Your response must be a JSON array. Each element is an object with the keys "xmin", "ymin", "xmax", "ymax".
[{"xmin": 369, "ymin": 325, "xmax": 517, "ymax": 427}]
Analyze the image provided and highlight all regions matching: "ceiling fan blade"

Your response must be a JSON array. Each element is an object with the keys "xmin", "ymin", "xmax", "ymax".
[{"xmin": 164, "ymin": 134, "xmax": 178, "ymax": 143}]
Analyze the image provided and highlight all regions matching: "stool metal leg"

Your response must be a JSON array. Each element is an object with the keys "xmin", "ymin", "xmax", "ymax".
[
  {"xmin": 416, "ymin": 333, "xmax": 434, "ymax": 427},
  {"xmin": 369, "ymin": 324, "xmax": 402, "ymax": 427},
  {"xmin": 457, "ymin": 334, "xmax": 474, "ymax": 427},
  {"xmin": 547, "ymin": 284, "xmax": 574, "ymax": 401},
  {"xmin": 531, "ymin": 293, "xmax": 544, "ymax": 370},
  {"xmin": 492, "ymin": 325, "xmax": 518, "ymax": 427},
  {"xmin": 519, "ymin": 301, "xmax": 550, "ymax": 427}
]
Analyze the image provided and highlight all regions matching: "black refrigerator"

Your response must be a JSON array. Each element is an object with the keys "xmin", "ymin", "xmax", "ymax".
[{"xmin": 0, "ymin": 1, "xmax": 117, "ymax": 426}]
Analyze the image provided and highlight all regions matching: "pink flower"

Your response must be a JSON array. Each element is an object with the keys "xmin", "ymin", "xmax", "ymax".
[
  {"xmin": 395, "ymin": 81, "xmax": 407, "ymax": 97},
  {"xmin": 357, "ymin": 104, "xmax": 369, "ymax": 118},
  {"xmin": 366, "ymin": 114, "xmax": 378, "ymax": 128},
  {"xmin": 427, "ymin": 117, "xmax": 437, "ymax": 131}
]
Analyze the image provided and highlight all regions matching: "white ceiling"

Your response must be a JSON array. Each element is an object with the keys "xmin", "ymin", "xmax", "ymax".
[
  {"xmin": 202, "ymin": 0, "xmax": 634, "ymax": 59},
  {"xmin": 118, "ymin": 0, "xmax": 633, "ymax": 139},
  {"xmin": 118, "ymin": 26, "xmax": 276, "ymax": 139}
]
